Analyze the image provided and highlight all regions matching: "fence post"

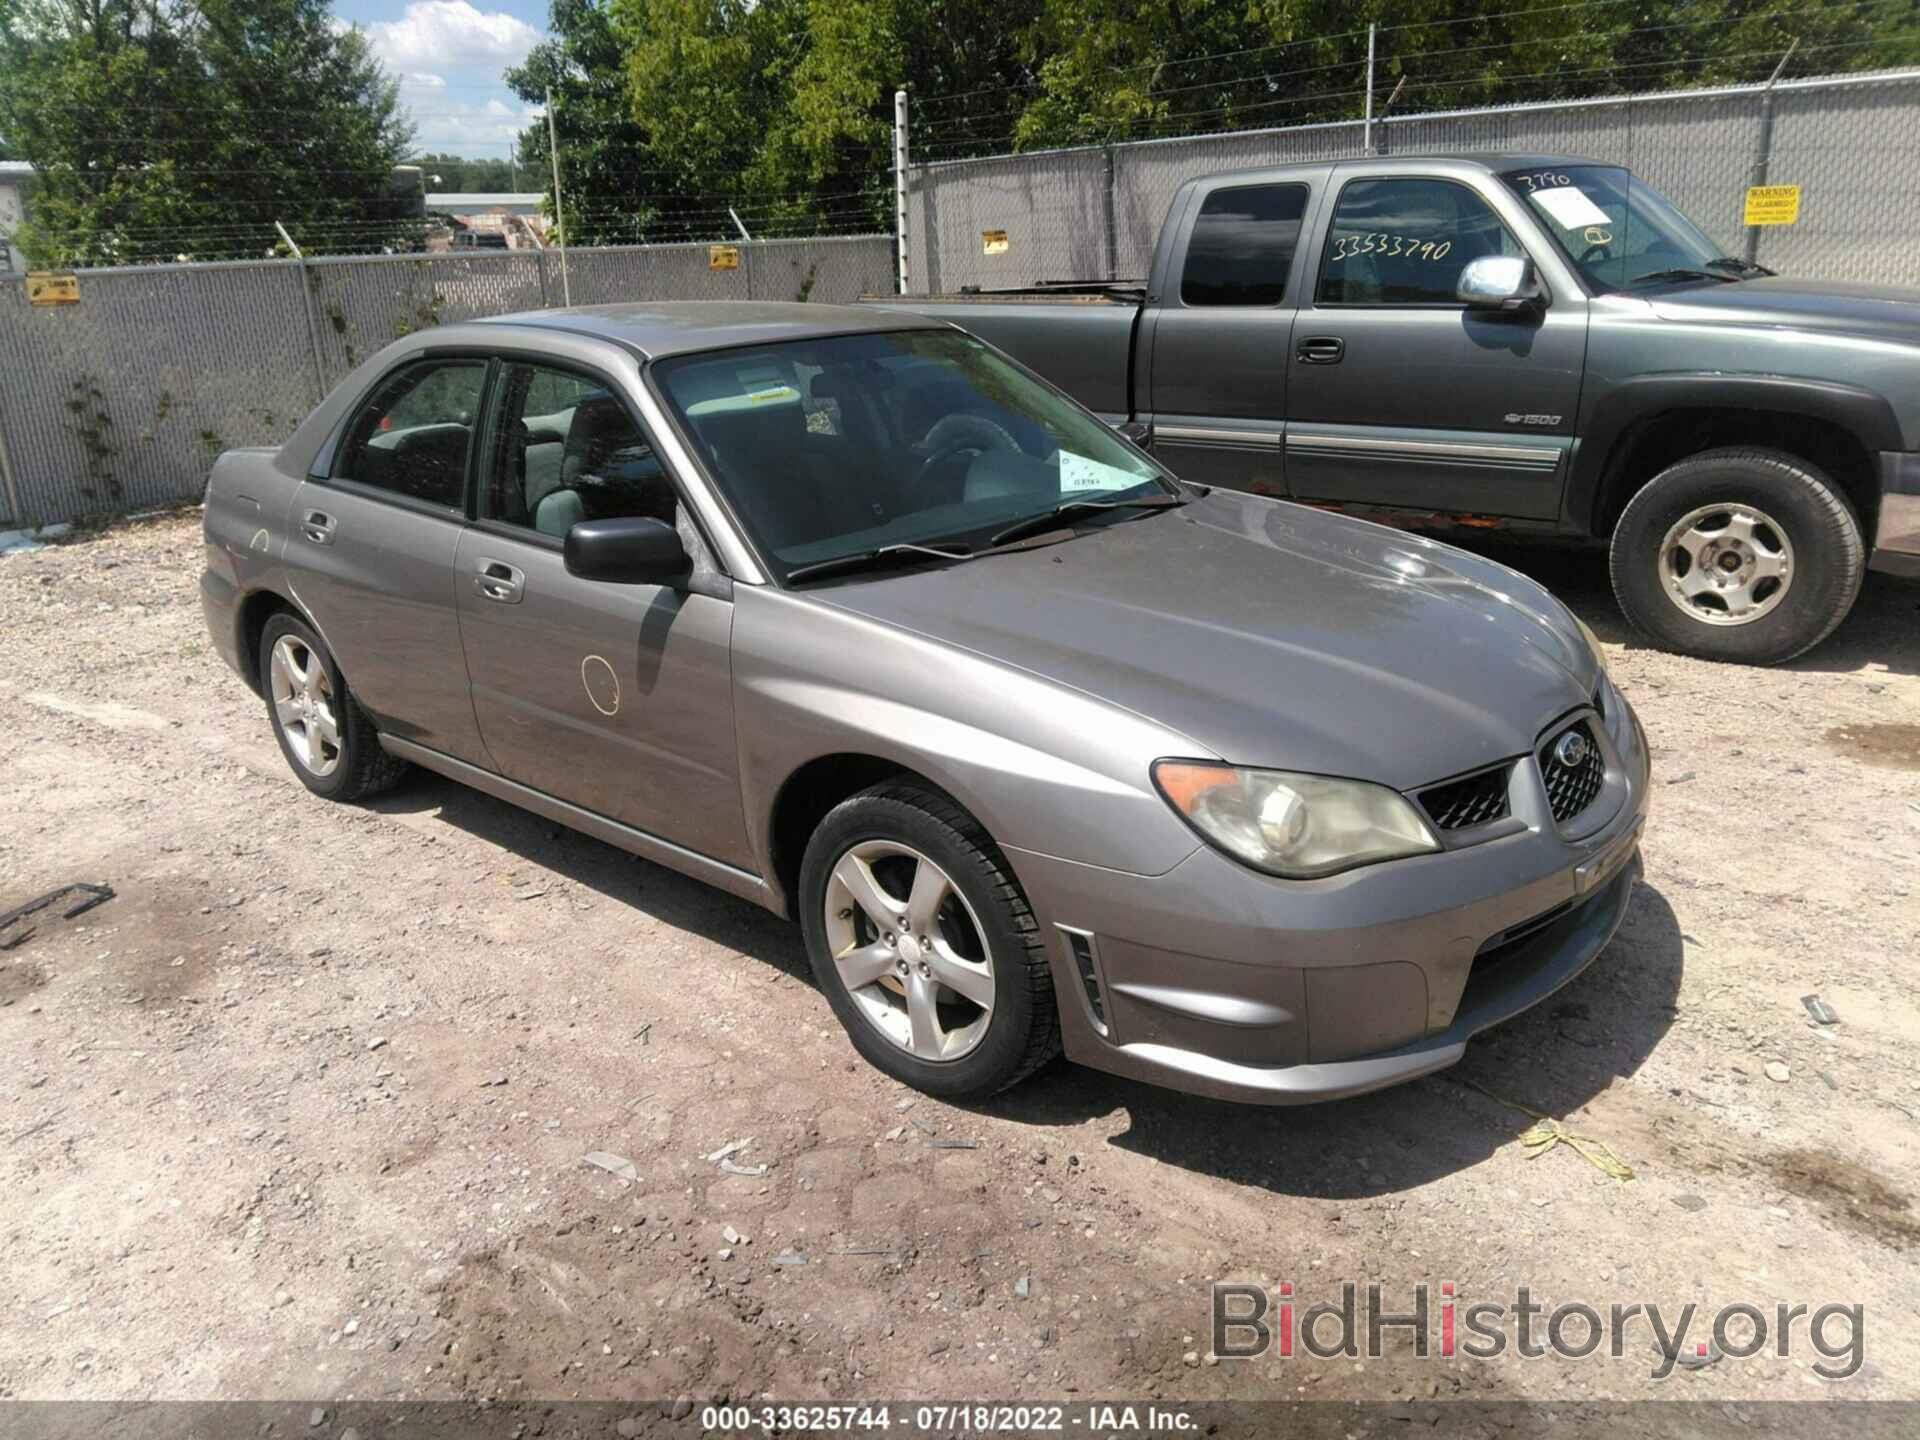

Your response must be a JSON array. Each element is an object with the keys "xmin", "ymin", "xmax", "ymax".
[
  {"xmin": 1102, "ymin": 144, "xmax": 1118, "ymax": 281},
  {"xmin": 531, "ymin": 228, "xmax": 550, "ymax": 306},
  {"xmin": 1363, "ymin": 22, "xmax": 1377, "ymax": 154},
  {"xmin": 894, "ymin": 87, "xmax": 911, "ymax": 294},
  {"xmin": 276, "ymin": 221, "xmax": 329, "ymax": 401},
  {"xmin": 1745, "ymin": 39, "xmax": 1799, "ymax": 267}
]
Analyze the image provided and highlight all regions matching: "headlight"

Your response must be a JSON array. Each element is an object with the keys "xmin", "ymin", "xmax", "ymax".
[
  {"xmin": 1574, "ymin": 615, "xmax": 1608, "ymax": 677},
  {"xmin": 1152, "ymin": 761, "xmax": 1439, "ymax": 879}
]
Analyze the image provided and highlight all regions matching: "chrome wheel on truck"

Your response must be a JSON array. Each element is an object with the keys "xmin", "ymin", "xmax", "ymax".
[{"xmin": 1610, "ymin": 447, "xmax": 1865, "ymax": 665}]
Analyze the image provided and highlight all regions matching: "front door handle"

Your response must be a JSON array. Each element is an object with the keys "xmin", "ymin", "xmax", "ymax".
[
  {"xmin": 473, "ymin": 557, "xmax": 525, "ymax": 604},
  {"xmin": 301, "ymin": 510, "xmax": 337, "ymax": 545},
  {"xmin": 1296, "ymin": 336, "xmax": 1345, "ymax": 365}
]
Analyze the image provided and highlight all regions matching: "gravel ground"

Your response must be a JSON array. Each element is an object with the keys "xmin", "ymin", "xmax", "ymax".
[{"xmin": 0, "ymin": 510, "xmax": 1916, "ymax": 1410}]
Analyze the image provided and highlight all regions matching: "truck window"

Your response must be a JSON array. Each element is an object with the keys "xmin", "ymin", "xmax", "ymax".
[
  {"xmin": 1180, "ymin": 184, "xmax": 1309, "ymax": 306},
  {"xmin": 1317, "ymin": 178, "xmax": 1524, "ymax": 306}
]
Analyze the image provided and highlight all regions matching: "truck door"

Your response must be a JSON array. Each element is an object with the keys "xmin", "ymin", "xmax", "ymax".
[
  {"xmin": 1284, "ymin": 173, "xmax": 1585, "ymax": 522},
  {"xmin": 1144, "ymin": 179, "xmax": 1313, "ymax": 497}
]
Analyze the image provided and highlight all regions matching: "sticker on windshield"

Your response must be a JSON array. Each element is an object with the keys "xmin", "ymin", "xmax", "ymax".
[
  {"xmin": 1058, "ymin": 450, "xmax": 1144, "ymax": 492},
  {"xmin": 1533, "ymin": 186, "xmax": 1612, "ymax": 230}
]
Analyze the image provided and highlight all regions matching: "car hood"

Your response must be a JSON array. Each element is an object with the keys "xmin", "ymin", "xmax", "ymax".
[
  {"xmin": 1648, "ymin": 276, "xmax": 1920, "ymax": 344},
  {"xmin": 809, "ymin": 492, "xmax": 1598, "ymax": 791}
]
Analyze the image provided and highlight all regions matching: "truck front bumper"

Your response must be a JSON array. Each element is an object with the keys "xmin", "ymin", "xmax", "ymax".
[
  {"xmin": 1871, "ymin": 451, "xmax": 1920, "ymax": 578},
  {"xmin": 1011, "ymin": 687, "xmax": 1651, "ymax": 1105}
]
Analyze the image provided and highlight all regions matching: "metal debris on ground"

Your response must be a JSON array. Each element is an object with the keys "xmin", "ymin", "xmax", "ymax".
[
  {"xmin": 0, "ymin": 882, "xmax": 116, "ymax": 951},
  {"xmin": 720, "ymin": 1159, "xmax": 770, "ymax": 1177},
  {"xmin": 1455, "ymin": 1077, "xmax": 1635, "ymax": 1181},
  {"xmin": 706, "ymin": 1138, "xmax": 753, "ymax": 1163},
  {"xmin": 582, "ymin": 1151, "xmax": 639, "ymax": 1182},
  {"xmin": 1666, "ymin": 771, "xmax": 1697, "ymax": 785},
  {"xmin": 928, "ymin": 1138, "xmax": 978, "ymax": 1150},
  {"xmin": 909, "ymin": 1115, "xmax": 936, "ymax": 1135},
  {"xmin": 771, "ymin": 1250, "xmax": 808, "ymax": 1266},
  {"xmin": 1800, "ymin": 994, "xmax": 1840, "ymax": 1025}
]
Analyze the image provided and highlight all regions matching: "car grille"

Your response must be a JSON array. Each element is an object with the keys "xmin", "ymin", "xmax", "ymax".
[
  {"xmin": 1539, "ymin": 720, "xmax": 1604, "ymax": 823},
  {"xmin": 1418, "ymin": 765, "xmax": 1512, "ymax": 831}
]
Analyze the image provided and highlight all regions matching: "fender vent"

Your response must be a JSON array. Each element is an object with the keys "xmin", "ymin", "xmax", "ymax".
[{"xmin": 1059, "ymin": 927, "xmax": 1107, "ymax": 1032}]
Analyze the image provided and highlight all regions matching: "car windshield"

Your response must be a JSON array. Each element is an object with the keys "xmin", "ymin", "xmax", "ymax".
[
  {"xmin": 652, "ymin": 330, "xmax": 1176, "ymax": 581},
  {"xmin": 1500, "ymin": 164, "xmax": 1736, "ymax": 293}
]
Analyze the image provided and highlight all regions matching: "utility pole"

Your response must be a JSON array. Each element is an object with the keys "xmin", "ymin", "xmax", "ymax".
[
  {"xmin": 893, "ymin": 87, "xmax": 910, "ymax": 295},
  {"xmin": 546, "ymin": 87, "xmax": 571, "ymax": 307},
  {"xmin": 1363, "ymin": 23, "xmax": 1377, "ymax": 155}
]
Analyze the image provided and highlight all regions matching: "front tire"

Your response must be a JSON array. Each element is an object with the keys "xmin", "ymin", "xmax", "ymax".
[
  {"xmin": 259, "ymin": 612, "xmax": 409, "ymax": 801},
  {"xmin": 798, "ymin": 782, "xmax": 1059, "ymax": 1100},
  {"xmin": 1609, "ymin": 447, "xmax": 1865, "ymax": 665}
]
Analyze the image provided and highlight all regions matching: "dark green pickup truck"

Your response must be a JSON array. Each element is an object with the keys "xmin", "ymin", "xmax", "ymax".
[{"xmin": 881, "ymin": 154, "xmax": 1920, "ymax": 664}]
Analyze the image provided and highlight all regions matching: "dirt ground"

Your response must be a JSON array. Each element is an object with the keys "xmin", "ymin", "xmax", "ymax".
[{"xmin": 1, "ymin": 510, "xmax": 1917, "ymax": 1412}]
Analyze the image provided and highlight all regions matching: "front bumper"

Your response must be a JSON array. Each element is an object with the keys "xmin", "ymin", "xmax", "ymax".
[
  {"xmin": 1010, "ymin": 688, "xmax": 1651, "ymax": 1105},
  {"xmin": 1871, "ymin": 451, "xmax": 1920, "ymax": 578}
]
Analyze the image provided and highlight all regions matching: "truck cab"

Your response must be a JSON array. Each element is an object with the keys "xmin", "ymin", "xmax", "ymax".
[{"xmin": 884, "ymin": 153, "xmax": 1920, "ymax": 665}]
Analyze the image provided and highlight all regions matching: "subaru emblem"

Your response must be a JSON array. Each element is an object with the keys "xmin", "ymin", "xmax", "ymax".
[{"xmin": 1553, "ymin": 731, "xmax": 1591, "ymax": 770}]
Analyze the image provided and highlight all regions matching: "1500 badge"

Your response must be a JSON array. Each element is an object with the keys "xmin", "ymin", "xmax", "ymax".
[{"xmin": 1504, "ymin": 412, "xmax": 1562, "ymax": 426}]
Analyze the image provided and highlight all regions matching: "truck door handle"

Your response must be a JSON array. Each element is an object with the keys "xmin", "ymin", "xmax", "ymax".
[
  {"xmin": 301, "ymin": 510, "xmax": 337, "ymax": 545},
  {"xmin": 473, "ymin": 558, "xmax": 525, "ymax": 604},
  {"xmin": 1296, "ymin": 336, "xmax": 1345, "ymax": 365}
]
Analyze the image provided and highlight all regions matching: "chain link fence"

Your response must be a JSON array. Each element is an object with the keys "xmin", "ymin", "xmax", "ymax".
[
  {"xmin": 905, "ymin": 69, "xmax": 1920, "ymax": 292},
  {"xmin": 0, "ymin": 234, "xmax": 893, "ymax": 529}
]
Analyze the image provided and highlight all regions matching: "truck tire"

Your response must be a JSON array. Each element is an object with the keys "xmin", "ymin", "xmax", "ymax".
[{"xmin": 1609, "ymin": 447, "xmax": 1864, "ymax": 665}]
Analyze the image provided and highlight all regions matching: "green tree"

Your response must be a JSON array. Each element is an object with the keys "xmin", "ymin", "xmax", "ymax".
[
  {"xmin": 0, "ymin": 0, "xmax": 414, "ymax": 265},
  {"xmin": 507, "ymin": 0, "xmax": 662, "ymax": 244}
]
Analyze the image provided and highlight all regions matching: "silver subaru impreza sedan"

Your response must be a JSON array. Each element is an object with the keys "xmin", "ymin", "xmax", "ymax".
[{"xmin": 201, "ymin": 301, "xmax": 1648, "ymax": 1104}]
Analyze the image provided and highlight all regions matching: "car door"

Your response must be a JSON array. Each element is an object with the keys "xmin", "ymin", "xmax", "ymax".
[
  {"xmin": 1284, "ymin": 172, "xmax": 1586, "ymax": 521},
  {"xmin": 452, "ymin": 357, "xmax": 754, "ymax": 870},
  {"xmin": 1144, "ymin": 178, "xmax": 1316, "ymax": 497},
  {"xmin": 288, "ymin": 354, "xmax": 492, "ymax": 766}
]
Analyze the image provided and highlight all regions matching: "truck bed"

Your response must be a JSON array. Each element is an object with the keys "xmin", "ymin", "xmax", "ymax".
[{"xmin": 865, "ymin": 287, "xmax": 1145, "ymax": 421}]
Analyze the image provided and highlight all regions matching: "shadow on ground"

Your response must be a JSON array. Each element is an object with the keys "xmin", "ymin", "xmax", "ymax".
[
  {"xmin": 1442, "ymin": 533, "xmax": 1920, "ymax": 678},
  {"xmin": 372, "ymin": 765, "xmax": 1683, "ymax": 1202}
]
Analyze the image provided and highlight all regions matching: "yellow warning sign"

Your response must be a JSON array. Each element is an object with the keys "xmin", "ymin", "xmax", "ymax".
[
  {"xmin": 982, "ymin": 230, "xmax": 1009, "ymax": 255},
  {"xmin": 26, "ymin": 271, "xmax": 80, "ymax": 306},
  {"xmin": 708, "ymin": 244, "xmax": 741, "ymax": 271},
  {"xmin": 1743, "ymin": 184, "xmax": 1801, "ymax": 227}
]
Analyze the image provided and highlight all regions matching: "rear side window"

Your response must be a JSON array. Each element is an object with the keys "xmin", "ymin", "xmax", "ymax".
[
  {"xmin": 1180, "ymin": 184, "xmax": 1309, "ymax": 306},
  {"xmin": 333, "ymin": 359, "xmax": 488, "ymax": 509},
  {"xmin": 1317, "ymin": 177, "xmax": 1524, "ymax": 305}
]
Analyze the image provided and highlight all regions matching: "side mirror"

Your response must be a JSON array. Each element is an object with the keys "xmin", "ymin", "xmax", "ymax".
[
  {"xmin": 564, "ymin": 516, "xmax": 690, "ymax": 586},
  {"xmin": 1456, "ymin": 255, "xmax": 1545, "ymax": 314}
]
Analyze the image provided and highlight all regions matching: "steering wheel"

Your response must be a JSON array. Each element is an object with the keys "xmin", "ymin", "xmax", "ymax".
[
  {"xmin": 909, "ymin": 414, "xmax": 1021, "ymax": 505},
  {"xmin": 1578, "ymin": 241, "xmax": 1613, "ymax": 266}
]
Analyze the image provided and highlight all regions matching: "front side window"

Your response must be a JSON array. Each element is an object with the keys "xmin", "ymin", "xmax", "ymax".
[
  {"xmin": 481, "ymin": 362, "xmax": 676, "ymax": 538},
  {"xmin": 1180, "ymin": 183, "xmax": 1309, "ymax": 306},
  {"xmin": 1317, "ymin": 178, "xmax": 1524, "ymax": 306},
  {"xmin": 653, "ymin": 330, "xmax": 1175, "ymax": 580},
  {"xmin": 1501, "ymin": 165, "xmax": 1737, "ymax": 294},
  {"xmin": 334, "ymin": 359, "xmax": 488, "ymax": 508}
]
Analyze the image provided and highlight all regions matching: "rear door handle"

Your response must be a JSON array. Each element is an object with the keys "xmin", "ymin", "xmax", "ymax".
[
  {"xmin": 1296, "ymin": 336, "xmax": 1345, "ymax": 365},
  {"xmin": 473, "ymin": 557, "xmax": 525, "ymax": 604},
  {"xmin": 301, "ymin": 510, "xmax": 337, "ymax": 545}
]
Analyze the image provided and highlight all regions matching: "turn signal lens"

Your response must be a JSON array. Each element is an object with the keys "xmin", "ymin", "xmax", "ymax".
[{"xmin": 1152, "ymin": 761, "xmax": 1440, "ymax": 879}]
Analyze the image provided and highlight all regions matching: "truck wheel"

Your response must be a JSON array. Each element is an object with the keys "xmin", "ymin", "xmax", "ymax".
[
  {"xmin": 1609, "ymin": 447, "xmax": 1864, "ymax": 665},
  {"xmin": 798, "ymin": 781, "xmax": 1059, "ymax": 1100}
]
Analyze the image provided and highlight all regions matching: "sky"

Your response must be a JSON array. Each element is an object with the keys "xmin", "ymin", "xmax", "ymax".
[{"xmin": 333, "ymin": 0, "xmax": 554, "ymax": 169}]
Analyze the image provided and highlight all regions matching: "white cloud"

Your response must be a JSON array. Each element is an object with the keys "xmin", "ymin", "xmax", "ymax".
[
  {"xmin": 401, "ymin": 72, "xmax": 448, "ymax": 89},
  {"xmin": 407, "ymin": 97, "xmax": 538, "ymax": 155},
  {"xmin": 366, "ymin": 1, "xmax": 540, "ymax": 73}
]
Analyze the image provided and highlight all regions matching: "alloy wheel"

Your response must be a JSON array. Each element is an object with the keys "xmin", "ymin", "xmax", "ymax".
[
  {"xmin": 1658, "ymin": 503, "xmax": 1795, "ymax": 627},
  {"xmin": 269, "ymin": 634, "xmax": 342, "ymax": 777},
  {"xmin": 822, "ymin": 840, "xmax": 995, "ymax": 1062}
]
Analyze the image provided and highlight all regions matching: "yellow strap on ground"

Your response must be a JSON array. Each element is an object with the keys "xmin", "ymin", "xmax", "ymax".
[{"xmin": 1455, "ymin": 1077, "xmax": 1636, "ymax": 1181}]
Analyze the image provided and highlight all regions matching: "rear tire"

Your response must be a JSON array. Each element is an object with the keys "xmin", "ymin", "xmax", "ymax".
[
  {"xmin": 1609, "ymin": 447, "xmax": 1864, "ymax": 665},
  {"xmin": 259, "ymin": 612, "xmax": 409, "ymax": 802},
  {"xmin": 798, "ymin": 782, "xmax": 1059, "ymax": 1100}
]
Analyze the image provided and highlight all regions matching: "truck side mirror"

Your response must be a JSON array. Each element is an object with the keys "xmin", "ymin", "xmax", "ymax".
[{"xmin": 1457, "ymin": 256, "xmax": 1545, "ymax": 314}]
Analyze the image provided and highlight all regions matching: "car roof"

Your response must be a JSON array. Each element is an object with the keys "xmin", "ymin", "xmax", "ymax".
[
  {"xmin": 1187, "ymin": 152, "xmax": 1615, "ymax": 185},
  {"xmin": 476, "ymin": 300, "xmax": 944, "ymax": 360}
]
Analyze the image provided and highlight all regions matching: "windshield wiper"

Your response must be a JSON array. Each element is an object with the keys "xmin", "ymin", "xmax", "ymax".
[
  {"xmin": 1704, "ymin": 255, "xmax": 1775, "ymax": 277},
  {"xmin": 988, "ymin": 494, "xmax": 1185, "ymax": 549},
  {"xmin": 1626, "ymin": 267, "xmax": 1739, "ymax": 288},
  {"xmin": 783, "ymin": 542, "xmax": 974, "ymax": 585}
]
